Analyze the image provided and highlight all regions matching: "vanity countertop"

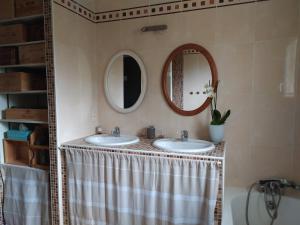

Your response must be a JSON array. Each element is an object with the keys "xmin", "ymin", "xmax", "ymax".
[{"xmin": 60, "ymin": 137, "xmax": 225, "ymax": 161}]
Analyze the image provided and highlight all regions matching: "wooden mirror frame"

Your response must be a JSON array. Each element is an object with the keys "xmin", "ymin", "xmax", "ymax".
[{"xmin": 161, "ymin": 43, "xmax": 218, "ymax": 116}]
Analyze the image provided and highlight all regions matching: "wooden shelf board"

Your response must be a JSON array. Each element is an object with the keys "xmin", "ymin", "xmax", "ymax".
[
  {"xmin": 0, "ymin": 40, "xmax": 45, "ymax": 48},
  {"xmin": 31, "ymin": 145, "xmax": 49, "ymax": 151},
  {"xmin": 4, "ymin": 138, "xmax": 29, "ymax": 143},
  {"xmin": 0, "ymin": 63, "xmax": 46, "ymax": 69},
  {"xmin": 0, "ymin": 14, "xmax": 44, "ymax": 25},
  {"xmin": 0, "ymin": 119, "xmax": 48, "ymax": 124},
  {"xmin": 5, "ymin": 161, "xmax": 28, "ymax": 167},
  {"xmin": 0, "ymin": 90, "xmax": 47, "ymax": 95},
  {"xmin": 33, "ymin": 164, "xmax": 49, "ymax": 170}
]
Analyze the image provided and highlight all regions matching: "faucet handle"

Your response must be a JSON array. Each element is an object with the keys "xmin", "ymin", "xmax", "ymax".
[
  {"xmin": 112, "ymin": 126, "xmax": 120, "ymax": 136},
  {"xmin": 95, "ymin": 125, "xmax": 103, "ymax": 134},
  {"xmin": 181, "ymin": 130, "xmax": 188, "ymax": 141}
]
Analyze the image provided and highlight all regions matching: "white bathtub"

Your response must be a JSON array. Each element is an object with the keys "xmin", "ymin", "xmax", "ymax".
[{"xmin": 222, "ymin": 187, "xmax": 300, "ymax": 225}]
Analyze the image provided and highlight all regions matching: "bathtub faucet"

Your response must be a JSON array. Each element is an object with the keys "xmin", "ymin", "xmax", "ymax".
[
  {"xmin": 280, "ymin": 179, "xmax": 300, "ymax": 190},
  {"xmin": 112, "ymin": 127, "xmax": 120, "ymax": 137},
  {"xmin": 257, "ymin": 179, "xmax": 300, "ymax": 191}
]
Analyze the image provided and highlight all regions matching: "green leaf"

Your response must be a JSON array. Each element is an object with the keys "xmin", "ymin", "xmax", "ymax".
[
  {"xmin": 219, "ymin": 110, "xmax": 231, "ymax": 124},
  {"xmin": 212, "ymin": 109, "xmax": 221, "ymax": 122}
]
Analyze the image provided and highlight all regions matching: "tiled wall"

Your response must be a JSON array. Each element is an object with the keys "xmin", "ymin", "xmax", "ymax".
[
  {"xmin": 294, "ymin": 3, "xmax": 300, "ymax": 185},
  {"xmin": 94, "ymin": 0, "xmax": 300, "ymax": 187},
  {"xmin": 52, "ymin": 3, "xmax": 99, "ymax": 145},
  {"xmin": 52, "ymin": 0, "xmax": 300, "ymax": 223},
  {"xmin": 52, "ymin": 2, "xmax": 99, "ymax": 224}
]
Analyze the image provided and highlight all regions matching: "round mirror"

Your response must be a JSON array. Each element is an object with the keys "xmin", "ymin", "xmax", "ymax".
[
  {"xmin": 162, "ymin": 44, "xmax": 218, "ymax": 116},
  {"xmin": 105, "ymin": 50, "xmax": 147, "ymax": 113}
]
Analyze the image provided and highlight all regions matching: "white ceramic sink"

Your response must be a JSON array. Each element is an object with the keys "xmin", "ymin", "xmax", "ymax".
[
  {"xmin": 85, "ymin": 134, "xmax": 140, "ymax": 146},
  {"xmin": 153, "ymin": 138, "xmax": 215, "ymax": 153}
]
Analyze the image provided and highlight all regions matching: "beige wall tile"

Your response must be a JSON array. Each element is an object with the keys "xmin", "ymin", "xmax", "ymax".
[
  {"xmin": 253, "ymin": 38, "xmax": 298, "ymax": 96},
  {"xmin": 53, "ymin": 4, "xmax": 98, "ymax": 144},
  {"xmin": 225, "ymin": 144, "xmax": 253, "ymax": 187},
  {"xmin": 214, "ymin": 43, "xmax": 253, "ymax": 94},
  {"xmin": 255, "ymin": 0, "xmax": 299, "ymax": 41},
  {"xmin": 250, "ymin": 145, "xmax": 294, "ymax": 181},
  {"xmin": 215, "ymin": 3, "xmax": 255, "ymax": 44}
]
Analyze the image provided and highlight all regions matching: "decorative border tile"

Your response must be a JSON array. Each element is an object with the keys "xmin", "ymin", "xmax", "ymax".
[
  {"xmin": 44, "ymin": 0, "xmax": 60, "ymax": 225},
  {"xmin": 53, "ymin": 0, "xmax": 95, "ymax": 22},
  {"xmin": 61, "ymin": 138, "xmax": 225, "ymax": 161},
  {"xmin": 53, "ymin": 0, "xmax": 270, "ymax": 23}
]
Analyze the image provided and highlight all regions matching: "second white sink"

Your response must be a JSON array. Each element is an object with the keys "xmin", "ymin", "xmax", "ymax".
[
  {"xmin": 85, "ymin": 134, "xmax": 140, "ymax": 146},
  {"xmin": 153, "ymin": 138, "xmax": 215, "ymax": 153}
]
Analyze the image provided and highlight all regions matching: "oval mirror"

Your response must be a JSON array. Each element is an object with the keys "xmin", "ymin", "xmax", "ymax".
[
  {"xmin": 105, "ymin": 50, "xmax": 147, "ymax": 113},
  {"xmin": 162, "ymin": 44, "xmax": 218, "ymax": 116}
]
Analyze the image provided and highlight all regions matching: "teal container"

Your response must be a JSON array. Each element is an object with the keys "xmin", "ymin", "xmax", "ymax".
[{"xmin": 5, "ymin": 130, "xmax": 32, "ymax": 141}]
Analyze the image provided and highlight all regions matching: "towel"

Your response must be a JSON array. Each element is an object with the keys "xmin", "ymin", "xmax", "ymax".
[{"xmin": 1, "ymin": 165, "xmax": 50, "ymax": 225}]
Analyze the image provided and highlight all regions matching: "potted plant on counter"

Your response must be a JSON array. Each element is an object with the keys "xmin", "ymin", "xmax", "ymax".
[{"xmin": 204, "ymin": 81, "xmax": 230, "ymax": 144}]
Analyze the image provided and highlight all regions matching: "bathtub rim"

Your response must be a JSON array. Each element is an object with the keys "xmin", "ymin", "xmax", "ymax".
[{"xmin": 223, "ymin": 186, "xmax": 300, "ymax": 225}]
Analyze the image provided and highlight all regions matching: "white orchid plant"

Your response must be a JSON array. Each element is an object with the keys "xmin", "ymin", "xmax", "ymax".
[{"xmin": 203, "ymin": 81, "xmax": 231, "ymax": 125}]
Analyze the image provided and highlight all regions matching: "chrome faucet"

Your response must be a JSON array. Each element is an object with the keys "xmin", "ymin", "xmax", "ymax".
[
  {"xmin": 180, "ymin": 130, "xmax": 188, "ymax": 141},
  {"xmin": 257, "ymin": 179, "xmax": 300, "ymax": 191},
  {"xmin": 281, "ymin": 179, "xmax": 300, "ymax": 190},
  {"xmin": 112, "ymin": 127, "xmax": 120, "ymax": 137}
]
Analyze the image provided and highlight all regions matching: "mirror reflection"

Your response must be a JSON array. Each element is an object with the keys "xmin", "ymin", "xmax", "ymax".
[
  {"xmin": 166, "ymin": 49, "xmax": 211, "ymax": 111},
  {"xmin": 105, "ymin": 51, "xmax": 146, "ymax": 113},
  {"xmin": 107, "ymin": 55, "xmax": 141, "ymax": 109}
]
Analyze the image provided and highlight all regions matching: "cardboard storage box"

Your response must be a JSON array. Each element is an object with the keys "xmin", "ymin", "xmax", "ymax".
[
  {"xmin": 4, "ymin": 108, "xmax": 48, "ymax": 122},
  {"xmin": 19, "ymin": 43, "xmax": 45, "ymax": 64},
  {"xmin": 4, "ymin": 139, "xmax": 30, "ymax": 166},
  {"xmin": 0, "ymin": 0, "xmax": 15, "ymax": 20},
  {"xmin": 0, "ymin": 24, "xmax": 27, "ymax": 44},
  {"xmin": 0, "ymin": 72, "xmax": 46, "ymax": 92},
  {"xmin": 0, "ymin": 47, "xmax": 18, "ymax": 65},
  {"xmin": 15, "ymin": 0, "xmax": 44, "ymax": 17}
]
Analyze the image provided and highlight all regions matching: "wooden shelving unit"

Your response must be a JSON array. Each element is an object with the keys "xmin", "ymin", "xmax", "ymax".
[
  {"xmin": 0, "ymin": 14, "xmax": 44, "ymax": 25},
  {"xmin": 4, "ymin": 139, "xmax": 30, "ymax": 166},
  {"xmin": 0, "ymin": 10, "xmax": 49, "ymax": 170},
  {"xmin": 0, "ymin": 40, "xmax": 45, "ymax": 48},
  {"xmin": 0, "ymin": 90, "xmax": 47, "ymax": 95},
  {"xmin": 0, "ymin": 119, "xmax": 48, "ymax": 124},
  {"xmin": 31, "ymin": 144, "xmax": 49, "ymax": 150},
  {"xmin": 0, "ymin": 63, "xmax": 46, "ymax": 69}
]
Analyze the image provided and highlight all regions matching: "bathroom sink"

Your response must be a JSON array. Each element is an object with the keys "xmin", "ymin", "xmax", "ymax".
[
  {"xmin": 153, "ymin": 138, "xmax": 215, "ymax": 153},
  {"xmin": 84, "ymin": 134, "xmax": 140, "ymax": 146}
]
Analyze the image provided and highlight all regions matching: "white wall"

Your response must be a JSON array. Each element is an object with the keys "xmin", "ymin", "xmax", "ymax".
[
  {"xmin": 183, "ymin": 53, "xmax": 210, "ymax": 110},
  {"xmin": 108, "ymin": 56, "xmax": 124, "ymax": 108}
]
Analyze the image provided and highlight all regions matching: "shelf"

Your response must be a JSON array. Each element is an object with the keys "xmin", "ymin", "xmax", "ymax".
[
  {"xmin": 0, "ymin": 40, "xmax": 45, "ymax": 48},
  {"xmin": 34, "ymin": 164, "xmax": 49, "ymax": 170},
  {"xmin": 0, "ymin": 63, "xmax": 46, "ymax": 69},
  {"xmin": 4, "ymin": 161, "xmax": 28, "ymax": 167},
  {"xmin": 0, "ymin": 14, "xmax": 44, "ymax": 25},
  {"xmin": 0, "ymin": 90, "xmax": 47, "ymax": 95},
  {"xmin": 4, "ymin": 138, "xmax": 28, "ymax": 143},
  {"xmin": 0, "ymin": 119, "xmax": 48, "ymax": 124},
  {"xmin": 31, "ymin": 144, "xmax": 49, "ymax": 151}
]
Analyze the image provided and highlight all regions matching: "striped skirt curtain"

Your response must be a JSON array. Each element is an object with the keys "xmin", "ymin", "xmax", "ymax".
[{"xmin": 65, "ymin": 149, "xmax": 220, "ymax": 225}]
